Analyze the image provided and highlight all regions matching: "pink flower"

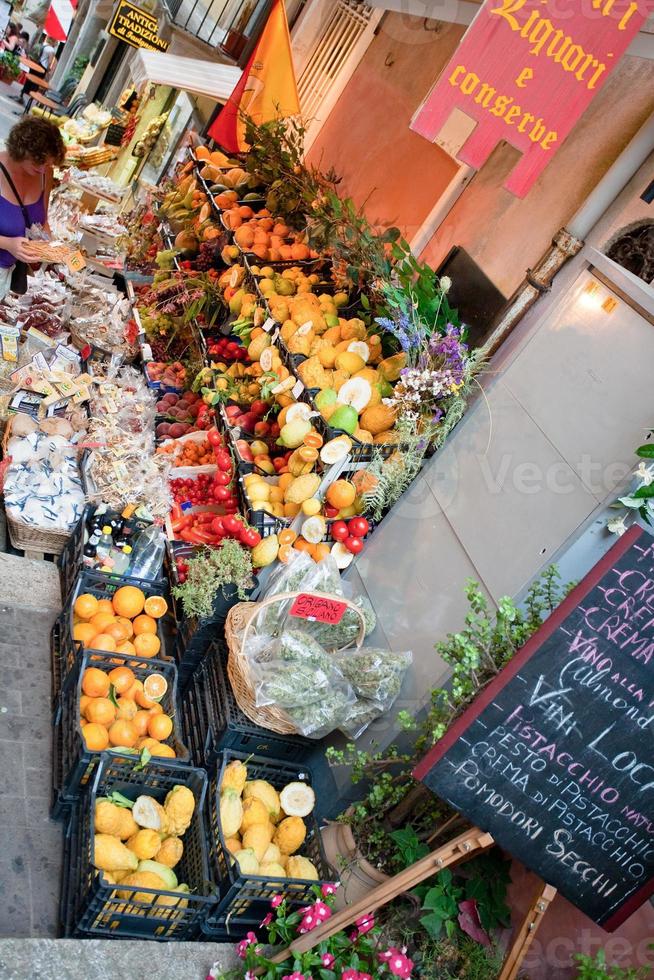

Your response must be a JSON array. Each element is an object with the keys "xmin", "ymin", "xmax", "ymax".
[
  {"xmin": 282, "ymin": 973, "xmax": 306, "ymax": 980},
  {"xmin": 313, "ymin": 900, "xmax": 332, "ymax": 921},
  {"xmin": 379, "ymin": 948, "xmax": 414, "ymax": 979},
  {"xmin": 245, "ymin": 973, "xmax": 257, "ymax": 980},
  {"xmin": 271, "ymin": 894, "xmax": 284, "ymax": 908},
  {"xmin": 321, "ymin": 953, "xmax": 335, "ymax": 967},
  {"xmin": 299, "ymin": 899, "xmax": 333, "ymax": 933},
  {"xmin": 321, "ymin": 882, "xmax": 339, "ymax": 896},
  {"xmin": 260, "ymin": 912, "xmax": 273, "ymax": 928},
  {"xmin": 341, "ymin": 971, "xmax": 360, "ymax": 980},
  {"xmin": 359, "ymin": 974, "xmax": 373, "ymax": 980},
  {"xmin": 354, "ymin": 913, "xmax": 375, "ymax": 935},
  {"xmin": 237, "ymin": 932, "xmax": 259, "ymax": 959}
]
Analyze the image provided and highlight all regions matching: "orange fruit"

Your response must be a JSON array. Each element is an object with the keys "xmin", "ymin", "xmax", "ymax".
[
  {"xmin": 73, "ymin": 623, "xmax": 98, "ymax": 646},
  {"xmin": 116, "ymin": 616, "xmax": 134, "ymax": 639},
  {"xmin": 132, "ymin": 614, "xmax": 157, "ymax": 636},
  {"xmin": 108, "ymin": 665, "xmax": 135, "ymax": 694},
  {"xmin": 313, "ymin": 542, "xmax": 331, "ymax": 562},
  {"xmin": 326, "ymin": 479, "xmax": 356, "ymax": 509},
  {"xmin": 80, "ymin": 718, "xmax": 87, "ymax": 728},
  {"xmin": 278, "ymin": 543, "xmax": 294, "ymax": 564},
  {"xmin": 80, "ymin": 694, "xmax": 91, "ymax": 716},
  {"xmin": 95, "ymin": 599, "xmax": 115, "ymax": 616},
  {"xmin": 150, "ymin": 743, "xmax": 176, "ymax": 758},
  {"xmin": 148, "ymin": 713, "xmax": 173, "ymax": 740},
  {"xmin": 143, "ymin": 673, "xmax": 167, "ymax": 702},
  {"xmin": 105, "ymin": 621, "xmax": 130, "ymax": 643},
  {"xmin": 82, "ymin": 667, "xmax": 110, "ymax": 698},
  {"xmin": 293, "ymin": 537, "xmax": 314, "ymax": 554},
  {"xmin": 137, "ymin": 736, "xmax": 160, "ymax": 751},
  {"xmin": 133, "ymin": 682, "xmax": 156, "ymax": 709},
  {"xmin": 133, "ymin": 633, "xmax": 161, "ymax": 658},
  {"xmin": 116, "ymin": 641, "xmax": 136, "ymax": 656},
  {"xmin": 92, "ymin": 633, "xmax": 117, "ymax": 653},
  {"xmin": 115, "ymin": 697, "xmax": 137, "ymax": 721},
  {"xmin": 84, "ymin": 697, "xmax": 116, "ymax": 726},
  {"xmin": 89, "ymin": 611, "xmax": 116, "ymax": 633},
  {"xmin": 125, "ymin": 678, "xmax": 143, "ymax": 700},
  {"xmin": 112, "ymin": 585, "xmax": 146, "ymax": 619},
  {"xmin": 108, "ymin": 719, "xmax": 138, "ymax": 748},
  {"xmin": 133, "ymin": 710, "xmax": 152, "ymax": 736},
  {"xmin": 74, "ymin": 593, "xmax": 98, "ymax": 620},
  {"xmin": 144, "ymin": 596, "xmax": 168, "ymax": 619},
  {"xmin": 148, "ymin": 702, "xmax": 163, "ymax": 715},
  {"xmin": 83, "ymin": 723, "xmax": 109, "ymax": 751}
]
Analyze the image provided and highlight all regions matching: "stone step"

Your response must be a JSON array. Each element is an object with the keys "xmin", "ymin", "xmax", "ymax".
[{"xmin": 0, "ymin": 938, "xmax": 238, "ymax": 979}]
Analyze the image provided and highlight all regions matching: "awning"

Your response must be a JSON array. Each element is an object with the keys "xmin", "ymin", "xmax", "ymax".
[{"xmin": 130, "ymin": 50, "xmax": 241, "ymax": 102}]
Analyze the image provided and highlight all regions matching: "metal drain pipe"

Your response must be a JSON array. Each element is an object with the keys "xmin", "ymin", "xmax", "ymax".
[{"xmin": 484, "ymin": 110, "xmax": 654, "ymax": 354}]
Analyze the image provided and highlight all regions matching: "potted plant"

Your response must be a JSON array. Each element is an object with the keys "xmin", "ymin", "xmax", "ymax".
[
  {"xmin": 323, "ymin": 568, "xmax": 574, "ymax": 967},
  {"xmin": 0, "ymin": 51, "xmax": 21, "ymax": 84},
  {"xmin": 171, "ymin": 539, "xmax": 255, "ymax": 630}
]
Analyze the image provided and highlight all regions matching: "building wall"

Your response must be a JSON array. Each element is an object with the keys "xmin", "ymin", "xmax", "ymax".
[
  {"xmin": 306, "ymin": 14, "xmax": 462, "ymax": 239},
  {"xmin": 308, "ymin": 11, "xmax": 654, "ymax": 294}
]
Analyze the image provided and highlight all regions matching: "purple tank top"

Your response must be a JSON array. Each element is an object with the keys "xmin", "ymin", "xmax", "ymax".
[{"xmin": 0, "ymin": 194, "xmax": 46, "ymax": 268}]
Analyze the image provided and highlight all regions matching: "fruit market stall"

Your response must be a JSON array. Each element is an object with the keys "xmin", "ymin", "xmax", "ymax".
[{"xmin": 0, "ymin": 112, "xmax": 485, "ymax": 946}]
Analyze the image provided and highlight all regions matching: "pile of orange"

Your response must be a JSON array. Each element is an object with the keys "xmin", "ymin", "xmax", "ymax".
[
  {"xmin": 80, "ymin": 664, "xmax": 175, "ymax": 757},
  {"xmin": 72, "ymin": 586, "xmax": 167, "ymax": 659}
]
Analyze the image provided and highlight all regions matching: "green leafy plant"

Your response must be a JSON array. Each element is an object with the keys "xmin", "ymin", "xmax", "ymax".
[
  {"xmin": 415, "ymin": 868, "xmax": 464, "ymax": 940},
  {"xmin": 171, "ymin": 541, "xmax": 253, "ymax": 620},
  {"xmin": 574, "ymin": 950, "xmax": 651, "ymax": 979},
  {"xmin": 608, "ymin": 430, "xmax": 654, "ymax": 534},
  {"xmin": 0, "ymin": 51, "xmax": 21, "ymax": 81}
]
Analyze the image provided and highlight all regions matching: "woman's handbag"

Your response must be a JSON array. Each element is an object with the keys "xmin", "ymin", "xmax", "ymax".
[{"xmin": 0, "ymin": 162, "xmax": 31, "ymax": 295}]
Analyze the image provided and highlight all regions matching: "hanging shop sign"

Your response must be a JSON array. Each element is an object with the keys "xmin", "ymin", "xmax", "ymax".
[
  {"xmin": 411, "ymin": 0, "xmax": 650, "ymax": 197},
  {"xmin": 108, "ymin": 0, "xmax": 169, "ymax": 52},
  {"xmin": 414, "ymin": 525, "xmax": 654, "ymax": 930}
]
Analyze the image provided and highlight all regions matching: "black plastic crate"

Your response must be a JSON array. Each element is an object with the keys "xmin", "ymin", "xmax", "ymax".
[
  {"xmin": 203, "ymin": 749, "xmax": 330, "ymax": 935},
  {"xmin": 62, "ymin": 570, "xmax": 173, "ymax": 687},
  {"xmin": 182, "ymin": 641, "xmax": 312, "ymax": 766},
  {"xmin": 58, "ymin": 504, "xmax": 166, "ymax": 602},
  {"xmin": 51, "ymin": 615, "xmax": 67, "ymax": 710},
  {"xmin": 63, "ymin": 753, "xmax": 215, "ymax": 940},
  {"xmin": 51, "ymin": 649, "xmax": 188, "ymax": 819}
]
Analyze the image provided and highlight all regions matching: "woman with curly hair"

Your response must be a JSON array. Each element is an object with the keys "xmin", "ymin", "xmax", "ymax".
[{"xmin": 0, "ymin": 117, "xmax": 65, "ymax": 299}]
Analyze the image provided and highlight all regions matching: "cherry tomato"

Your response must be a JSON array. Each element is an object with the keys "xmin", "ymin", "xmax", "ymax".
[
  {"xmin": 324, "ymin": 505, "xmax": 340, "ymax": 519},
  {"xmin": 215, "ymin": 451, "xmax": 232, "ymax": 471},
  {"xmin": 330, "ymin": 520, "xmax": 349, "ymax": 542},
  {"xmin": 214, "ymin": 471, "xmax": 231, "ymax": 486},
  {"xmin": 207, "ymin": 429, "xmax": 222, "ymax": 447},
  {"xmin": 348, "ymin": 517, "xmax": 369, "ymax": 538},
  {"xmin": 213, "ymin": 486, "xmax": 231, "ymax": 502},
  {"xmin": 344, "ymin": 535, "xmax": 364, "ymax": 554}
]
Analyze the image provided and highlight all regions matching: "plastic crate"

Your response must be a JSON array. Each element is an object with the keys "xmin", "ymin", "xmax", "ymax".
[
  {"xmin": 61, "ymin": 570, "xmax": 172, "ymax": 686},
  {"xmin": 63, "ymin": 753, "xmax": 215, "ymax": 940},
  {"xmin": 57, "ymin": 505, "xmax": 165, "ymax": 602},
  {"xmin": 202, "ymin": 749, "xmax": 330, "ymax": 935},
  {"xmin": 182, "ymin": 641, "xmax": 312, "ymax": 766},
  {"xmin": 51, "ymin": 648, "xmax": 188, "ymax": 819},
  {"xmin": 51, "ymin": 615, "xmax": 66, "ymax": 710}
]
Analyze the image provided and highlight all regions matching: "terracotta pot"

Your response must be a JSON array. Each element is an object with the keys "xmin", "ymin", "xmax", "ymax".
[{"xmin": 320, "ymin": 817, "xmax": 389, "ymax": 909}]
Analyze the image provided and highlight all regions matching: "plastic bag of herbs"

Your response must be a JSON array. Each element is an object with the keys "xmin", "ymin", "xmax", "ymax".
[
  {"xmin": 254, "ymin": 552, "xmax": 377, "ymax": 649},
  {"xmin": 335, "ymin": 647, "xmax": 413, "ymax": 739},
  {"xmin": 244, "ymin": 628, "xmax": 357, "ymax": 738}
]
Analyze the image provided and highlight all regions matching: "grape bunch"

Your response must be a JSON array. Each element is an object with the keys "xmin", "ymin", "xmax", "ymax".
[{"xmin": 195, "ymin": 242, "xmax": 220, "ymax": 272}]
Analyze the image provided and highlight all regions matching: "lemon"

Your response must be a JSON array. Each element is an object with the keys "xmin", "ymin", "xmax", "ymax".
[
  {"xmin": 301, "ymin": 498, "xmax": 322, "ymax": 516},
  {"xmin": 302, "ymin": 516, "xmax": 327, "ymax": 544},
  {"xmin": 279, "ymin": 782, "xmax": 316, "ymax": 818}
]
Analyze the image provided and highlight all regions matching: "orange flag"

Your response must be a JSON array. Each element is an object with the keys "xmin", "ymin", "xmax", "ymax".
[{"xmin": 209, "ymin": 0, "xmax": 300, "ymax": 153}]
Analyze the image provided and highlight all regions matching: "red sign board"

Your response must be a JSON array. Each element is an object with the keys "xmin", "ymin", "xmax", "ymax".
[
  {"xmin": 289, "ymin": 593, "xmax": 348, "ymax": 624},
  {"xmin": 411, "ymin": 0, "xmax": 651, "ymax": 196}
]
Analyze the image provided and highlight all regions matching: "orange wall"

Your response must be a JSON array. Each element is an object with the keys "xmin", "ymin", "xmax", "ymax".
[
  {"xmin": 308, "ymin": 12, "xmax": 654, "ymax": 296},
  {"xmin": 307, "ymin": 15, "xmax": 462, "ymax": 241}
]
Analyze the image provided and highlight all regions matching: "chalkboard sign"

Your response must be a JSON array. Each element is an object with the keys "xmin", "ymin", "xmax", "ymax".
[{"xmin": 414, "ymin": 526, "xmax": 654, "ymax": 931}]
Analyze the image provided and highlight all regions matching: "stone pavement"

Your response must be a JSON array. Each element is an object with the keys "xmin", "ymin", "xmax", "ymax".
[
  {"xmin": 0, "ymin": 553, "xmax": 62, "ymax": 939},
  {"xmin": 0, "ymin": 78, "xmax": 25, "ymax": 146}
]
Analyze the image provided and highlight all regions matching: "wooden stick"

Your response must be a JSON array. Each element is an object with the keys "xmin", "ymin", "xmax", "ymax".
[
  {"xmin": 498, "ymin": 881, "xmax": 557, "ymax": 980},
  {"xmin": 271, "ymin": 826, "xmax": 494, "ymax": 964}
]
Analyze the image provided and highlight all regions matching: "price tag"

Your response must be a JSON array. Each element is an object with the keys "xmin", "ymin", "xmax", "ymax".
[
  {"xmin": 262, "ymin": 317, "xmax": 275, "ymax": 333},
  {"xmin": 66, "ymin": 251, "xmax": 86, "ymax": 273},
  {"xmin": 297, "ymin": 320, "xmax": 313, "ymax": 336},
  {"xmin": 229, "ymin": 266, "xmax": 240, "ymax": 288},
  {"xmin": 141, "ymin": 343, "xmax": 153, "ymax": 361},
  {"xmin": 292, "ymin": 379, "xmax": 305, "ymax": 398},
  {"xmin": 271, "ymin": 327, "xmax": 280, "ymax": 343},
  {"xmin": 289, "ymin": 594, "xmax": 348, "ymax": 625}
]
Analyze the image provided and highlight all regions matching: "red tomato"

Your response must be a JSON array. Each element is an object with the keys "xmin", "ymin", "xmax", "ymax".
[
  {"xmin": 241, "ymin": 527, "xmax": 261, "ymax": 548},
  {"xmin": 214, "ymin": 471, "xmax": 231, "ymax": 486},
  {"xmin": 211, "ymin": 517, "xmax": 225, "ymax": 536},
  {"xmin": 207, "ymin": 428, "xmax": 222, "ymax": 447},
  {"xmin": 344, "ymin": 535, "xmax": 364, "ymax": 554},
  {"xmin": 222, "ymin": 514, "xmax": 242, "ymax": 535},
  {"xmin": 348, "ymin": 517, "xmax": 369, "ymax": 538},
  {"xmin": 330, "ymin": 520, "xmax": 349, "ymax": 542},
  {"xmin": 215, "ymin": 451, "xmax": 232, "ymax": 471},
  {"xmin": 214, "ymin": 486, "xmax": 231, "ymax": 502},
  {"xmin": 324, "ymin": 505, "xmax": 340, "ymax": 519}
]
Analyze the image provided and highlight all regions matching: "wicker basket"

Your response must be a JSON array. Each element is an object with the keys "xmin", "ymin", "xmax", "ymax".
[
  {"xmin": 225, "ymin": 590, "xmax": 367, "ymax": 735},
  {"xmin": 2, "ymin": 416, "xmax": 78, "ymax": 556}
]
